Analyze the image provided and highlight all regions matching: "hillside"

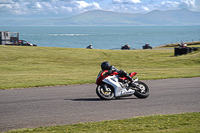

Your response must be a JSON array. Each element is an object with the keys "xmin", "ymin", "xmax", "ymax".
[
  {"xmin": 59, "ymin": 10, "xmax": 142, "ymax": 25},
  {"xmin": 135, "ymin": 9, "xmax": 200, "ymax": 25},
  {"xmin": 0, "ymin": 9, "xmax": 200, "ymax": 26}
]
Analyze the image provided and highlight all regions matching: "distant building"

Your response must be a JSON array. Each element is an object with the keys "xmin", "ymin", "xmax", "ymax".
[{"xmin": 0, "ymin": 31, "xmax": 19, "ymax": 45}]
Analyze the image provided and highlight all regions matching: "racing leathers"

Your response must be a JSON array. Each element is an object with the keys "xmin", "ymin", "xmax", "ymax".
[{"xmin": 99, "ymin": 65, "xmax": 134, "ymax": 83}]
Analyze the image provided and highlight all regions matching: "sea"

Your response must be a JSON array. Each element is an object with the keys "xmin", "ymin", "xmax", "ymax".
[{"xmin": 1, "ymin": 26, "xmax": 200, "ymax": 49}]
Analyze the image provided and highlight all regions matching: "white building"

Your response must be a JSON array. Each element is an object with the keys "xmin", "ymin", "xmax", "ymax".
[{"xmin": 0, "ymin": 31, "xmax": 19, "ymax": 45}]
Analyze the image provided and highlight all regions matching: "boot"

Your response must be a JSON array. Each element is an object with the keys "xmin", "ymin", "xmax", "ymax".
[
  {"xmin": 126, "ymin": 74, "xmax": 133, "ymax": 82},
  {"xmin": 126, "ymin": 75, "xmax": 136, "ymax": 88}
]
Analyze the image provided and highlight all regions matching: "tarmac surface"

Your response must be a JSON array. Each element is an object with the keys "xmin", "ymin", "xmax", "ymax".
[{"xmin": 0, "ymin": 77, "xmax": 200, "ymax": 132}]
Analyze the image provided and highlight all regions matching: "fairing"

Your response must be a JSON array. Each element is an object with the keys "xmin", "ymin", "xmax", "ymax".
[{"xmin": 102, "ymin": 75, "xmax": 135, "ymax": 97}]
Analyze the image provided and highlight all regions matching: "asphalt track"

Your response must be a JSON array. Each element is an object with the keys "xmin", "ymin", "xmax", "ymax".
[{"xmin": 0, "ymin": 77, "xmax": 200, "ymax": 132}]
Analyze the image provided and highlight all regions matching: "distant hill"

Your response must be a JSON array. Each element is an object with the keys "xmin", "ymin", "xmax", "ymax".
[
  {"xmin": 58, "ymin": 10, "xmax": 143, "ymax": 25},
  {"xmin": 134, "ymin": 9, "xmax": 200, "ymax": 25},
  {"xmin": 0, "ymin": 9, "xmax": 200, "ymax": 26}
]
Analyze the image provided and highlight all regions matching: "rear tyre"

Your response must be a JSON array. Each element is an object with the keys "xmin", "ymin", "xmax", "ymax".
[
  {"xmin": 134, "ymin": 81, "xmax": 149, "ymax": 98},
  {"xmin": 96, "ymin": 84, "xmax": 114, "ymax": 100}
]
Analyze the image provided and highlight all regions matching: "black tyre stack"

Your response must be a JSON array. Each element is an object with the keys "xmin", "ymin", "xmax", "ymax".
[{"xmin": 174, "ymin": 47, "xmax": 199, "ymax": 56}]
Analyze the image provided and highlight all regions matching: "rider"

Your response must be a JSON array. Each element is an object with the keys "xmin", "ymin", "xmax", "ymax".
[
  {"xmin": 87, "ymin": 44, "xmax": 93, "ymax": 49},
  {"xmin": 100, "ymin": 61, "xmax": 136, "ymax": 87}
]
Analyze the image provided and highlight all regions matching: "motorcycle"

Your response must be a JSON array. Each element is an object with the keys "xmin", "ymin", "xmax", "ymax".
[{"xmin": 95, "ymin": 70, "xmax": 149, "ymax": 100}]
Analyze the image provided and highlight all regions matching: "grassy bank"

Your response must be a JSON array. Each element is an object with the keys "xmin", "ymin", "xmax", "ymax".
[
  {"xmin": 155, "ymin": 41, "xmax": 200, "ymax": 48},
  {"xmin": 6, "ymin": 112, "xmax": 200, "ymax": 133},
  {"xmin": 0, "ymin": 45, "xmax": 200, "ymax": 89}
]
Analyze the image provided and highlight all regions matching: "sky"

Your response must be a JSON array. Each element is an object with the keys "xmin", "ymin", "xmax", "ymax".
[{"xmin": 0, "ymin": 0, "xmax": 200, "ymax": 19}]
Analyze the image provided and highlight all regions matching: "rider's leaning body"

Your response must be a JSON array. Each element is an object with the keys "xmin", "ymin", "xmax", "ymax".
[{"xmin": 99, "ymin": 61, "xmax": 136, "ymax": 86}]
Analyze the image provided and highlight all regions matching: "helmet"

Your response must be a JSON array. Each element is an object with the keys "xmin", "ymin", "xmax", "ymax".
[{"xmin": 101, "ymin": 61, "xmax": 110, "ymax": 70}]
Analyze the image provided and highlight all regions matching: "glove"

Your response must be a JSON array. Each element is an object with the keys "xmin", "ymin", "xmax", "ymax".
[{"xmin": 109, "ymin": 66, "xmax": 116, "ymax": 71}]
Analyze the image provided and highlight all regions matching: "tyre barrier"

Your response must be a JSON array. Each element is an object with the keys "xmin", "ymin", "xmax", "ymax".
[{"xmin": 174, "ymin": 47, "xmax": 199, "ymax": 56}]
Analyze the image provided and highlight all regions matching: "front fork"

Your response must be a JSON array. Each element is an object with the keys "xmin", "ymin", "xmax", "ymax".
[
  {"xmin": 132, "ymin": 79, "xmax": 146, "ymax": 93},
  {"xmin": 130, "ymin": 78, "xmax": 141, "ymax": 91},
  {"xmin": 133, "ymin": 77, "xmax": 138, "ymax": 82}
]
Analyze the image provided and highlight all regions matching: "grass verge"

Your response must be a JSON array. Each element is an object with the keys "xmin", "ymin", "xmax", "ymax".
[
  {"xmin": 0, "ymin": 45, "xmax": 200, "ymax": 89},
  {"xmin": 155, "ymin": 41, "xmax": 200, "ymax": 48},
  {"xmin": 6, "ymin": 112, "xmax": 200, "ymax": 133}
]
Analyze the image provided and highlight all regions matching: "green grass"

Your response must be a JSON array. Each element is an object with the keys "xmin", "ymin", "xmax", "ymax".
[
  {"xmin": 0, "ymin": 45, "xmax": 200, "ymax": 89},
  {"xmin": 155, "ymin": 41, "xmax": 200, "ymax": 48},
  {"xmin": 6, "ymin": 112, "xmax": 200, "ymax": 133},
  {"xmin": 1, "ymin": 46, "xmax": 199, "ymax": 132}
]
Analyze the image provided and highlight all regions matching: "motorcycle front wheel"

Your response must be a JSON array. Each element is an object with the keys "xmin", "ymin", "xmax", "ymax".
[
  {"xmin": 134, "ymin": 81, "xmax": 149, "ymax": 98},
  {"xmin": 96, "ymin": 84, "xmax": 114, "ymax": 100}
]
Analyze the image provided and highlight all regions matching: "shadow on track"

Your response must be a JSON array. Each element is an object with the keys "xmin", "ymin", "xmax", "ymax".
[
  {"xmin": 73, "ymin": 98, "xmax": 101, "ymax": 101},
  {"xmin": 64, "ymin": 97, "xmax": 138, "ymax": 101},
  {"xmin": 63, "ymin": 98, "xmax": 101, "ymax": 101}
]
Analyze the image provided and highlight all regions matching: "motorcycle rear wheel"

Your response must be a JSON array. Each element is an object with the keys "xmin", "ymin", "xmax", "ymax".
[
  {"xmin": 134, "ymin": 81, "xmax": 149, "ymax": 98},
  {"xmin": 96, "ymin": 84, "xmax": 114, "ymax": 100}
]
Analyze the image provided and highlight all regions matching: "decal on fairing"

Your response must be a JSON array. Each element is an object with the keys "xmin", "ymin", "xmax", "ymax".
[{"xmin": 111, "ymin": 78, "xmax": 116, "ymax": 82}]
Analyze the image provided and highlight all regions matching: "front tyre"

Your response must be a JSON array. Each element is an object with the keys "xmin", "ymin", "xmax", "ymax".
[
  {"xmin": 134, "ymin": 81, "xmax": 149, "ymax": 98},
  {"xmin": 96, "ymin": 84, "xmax": 114, "ymax": 100}
]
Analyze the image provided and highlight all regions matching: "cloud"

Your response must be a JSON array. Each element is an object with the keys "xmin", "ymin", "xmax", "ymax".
[
  {"xmin": 110, "ymin": 0, "xmax": 200, "ymax": 13},
  {"xmin": 159, "ymin": 0, "xmax": 200, "ymax": 12},
  {"xmin": 179, "ymin": 0, "xmax": 197, "ymax": 10},
  {"xmin": 112, "ymin": 0, "xmax": 141, "ymax": 4},
  {"xmin": 0, "ymin": 0, "xmax": 15, "ymax": 4},
  {"xmin": 141, "ymin": 6, "xmax": 150, "ymax": 12},
  {"xmin": 181, "ymin": 0, "xmax": 195, "ymax": 7},
  {"xmin": 76, "ymin": 1, "xmax": 100, "ymax": 10},
  {"xmin": 194, "ymin": 0, "xmax": 200, "ymax": 11},
  {"xmin": 111, "ymin": 0, "xmax": 149, "ymax": 13},
  {"xmin": 159, "ymin": 1, "xmax": 180, "ymax": 10},
  {"xmin": 0, "ymin": 0, "xmax": 101, "ymax": 18}
]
